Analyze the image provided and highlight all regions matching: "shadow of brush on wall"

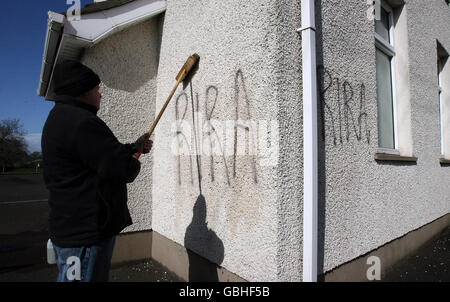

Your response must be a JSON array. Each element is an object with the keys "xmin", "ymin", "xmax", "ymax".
[{"xmin": 184, "ymin": 195, "xmax": 224, "ymax": 282}]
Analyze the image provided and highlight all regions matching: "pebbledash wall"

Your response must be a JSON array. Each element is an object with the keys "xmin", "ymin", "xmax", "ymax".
[
  {"xmin": 79, "ymin": 0, "xmax": 449, "ymax": 281},
  {"xmin": 316, "ymin": 0, "xmax": 450, "ymax": 276},
  {"xmin": 151, "ymin": 0, "xmax": 303, "ymax": 282},
  {"xmin": 82, "ymin": 16, "xmax": 164, "ymax": 233}
]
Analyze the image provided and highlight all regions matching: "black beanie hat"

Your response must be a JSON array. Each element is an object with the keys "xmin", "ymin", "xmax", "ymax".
[{"xmin": 53, "ymin": 60, "xmax": 101, "ymax": 97}]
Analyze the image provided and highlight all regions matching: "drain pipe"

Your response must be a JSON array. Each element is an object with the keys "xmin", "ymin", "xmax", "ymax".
[{"xmin": 297, "ymin": 0, "xmax": 318, "ymax": 282}]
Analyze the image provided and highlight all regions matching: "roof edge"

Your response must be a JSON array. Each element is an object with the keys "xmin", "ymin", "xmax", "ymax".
[
  {"xmin": 38, "ymin": 0, "xmax": 166, "ymax": 100},
  {"xmin": 37, "ymin": 11, "xmax": 65, "ymax": 97}
]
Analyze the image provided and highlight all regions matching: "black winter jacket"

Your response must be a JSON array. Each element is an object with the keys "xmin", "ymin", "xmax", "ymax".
[{"xmin": 42, "ymin": 96, "xmax": 140, "ymax": 247}]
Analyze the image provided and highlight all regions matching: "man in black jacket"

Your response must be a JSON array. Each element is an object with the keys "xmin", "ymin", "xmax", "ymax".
[{"xmin": 42, "ymin": 60, "xmax": 152, "ymax": 282}]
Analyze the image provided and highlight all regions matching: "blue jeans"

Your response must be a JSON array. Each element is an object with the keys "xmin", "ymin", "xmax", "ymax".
[{"xmin": 53, "ymin": 237, "xmax": 116, "ymax": 282}]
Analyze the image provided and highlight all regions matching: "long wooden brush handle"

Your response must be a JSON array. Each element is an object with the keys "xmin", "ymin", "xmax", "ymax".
[
  {"xmin": 147, "ymin": 70, "xmax": 185, "ymax": 137},
  {"xmin": 135, "ymin": 70, "xmax": 186, "ymax": 159},
  {"xmin": 135, "ymin": 54, "xmax": 199, "ymax": 159}
]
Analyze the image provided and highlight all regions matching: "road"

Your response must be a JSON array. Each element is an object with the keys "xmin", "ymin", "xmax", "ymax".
[
  {"xmin": 0, "ymin": 174, "xmax": 49, "ymax": 272},
  {"xmin": 0, "ymin": 174, "xmax": 49, "ymax": 203}
]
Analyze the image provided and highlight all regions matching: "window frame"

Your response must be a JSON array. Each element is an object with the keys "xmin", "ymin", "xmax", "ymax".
[
  {"xmin": 437, "ymin": 42, "xmax": 449, "ymax": 158},
  {"xmin": 375, "ymin": 1, "xmax": 399, "ymax": 151},
  {"xmin": 438, "ymin": 56, "xmax": 444, "ymax": 155}
]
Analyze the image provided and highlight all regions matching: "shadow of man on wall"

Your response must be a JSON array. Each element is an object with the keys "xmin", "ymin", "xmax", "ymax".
[{"xmin": 184, "ymin": 194, "xmax": 224, "ymax": 282}]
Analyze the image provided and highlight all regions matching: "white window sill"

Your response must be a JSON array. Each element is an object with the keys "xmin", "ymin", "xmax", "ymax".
[
  {"xmin": 440, "ymin": 158, "xmax": 450, "ymax": 165},
  {"xmin": 375, "ymin": 148, "xmax": 417, "ymax": 162},
  {"xmin": 377, "ymin": 148, "xmax": 400, "ymax": 155}
]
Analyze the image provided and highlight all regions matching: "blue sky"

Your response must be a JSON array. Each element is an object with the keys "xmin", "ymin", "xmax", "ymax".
[{"xmin": 0, "ymin": 0, "xmax": 90, "ymax": 152}]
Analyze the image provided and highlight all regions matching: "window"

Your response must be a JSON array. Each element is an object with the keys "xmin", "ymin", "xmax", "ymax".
[
  {"xmin": 437, "ymin": 42, "xmax": 449, "ymax": 156},
  {"xmin": 375, "ymin": 1, "xmax": 397, "ymax": 150}
]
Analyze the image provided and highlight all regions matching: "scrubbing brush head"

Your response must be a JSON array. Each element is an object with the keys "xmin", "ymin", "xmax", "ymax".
[{"xmin": 176, "ymin": 54, "xmax": 200, "ymax": 82}]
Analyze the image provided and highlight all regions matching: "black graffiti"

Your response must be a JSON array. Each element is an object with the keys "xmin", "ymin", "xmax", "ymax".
[
  {"xmin": 175, "ymin": 92, "xmax": 194, "ymax": 185},
  {"xmin": 233, "ymin": 69, "xmax": 257, "ymax": 184},
  {"xmin": 317, "ymin": 65, "xmax": 370, "ymax": 146},
  {"xmin": 174, "ymin": 70, "xmax": 257, "ymax": 185}
]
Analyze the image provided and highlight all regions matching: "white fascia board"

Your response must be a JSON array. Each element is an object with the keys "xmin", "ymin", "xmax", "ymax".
[
  {"xmin": 64, "ymin": 0, "xmax": 166, "ymax": 46},
  {"xmin": 49, "ymin": 11, "xmax": 65, "ymax": 24},
  {"xmin": 37, "ymin": 11, "xmax": 65, "ymax": 97}
]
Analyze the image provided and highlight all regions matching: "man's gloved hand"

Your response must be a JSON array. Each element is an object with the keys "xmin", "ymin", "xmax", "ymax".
[{"xmin": 133, "ymin": 133, "xmax": 153, "ymax": 155}]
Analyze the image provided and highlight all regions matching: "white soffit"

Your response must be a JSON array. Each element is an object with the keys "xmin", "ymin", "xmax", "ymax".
[{"xmin": 64, "ymin": 0, "xmax": 167, "ymax": 45}]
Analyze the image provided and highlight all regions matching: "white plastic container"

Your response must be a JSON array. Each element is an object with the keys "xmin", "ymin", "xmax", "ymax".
[{"xmin": 47, "ymin": 239, "xmax": 56, "ymax": 264}]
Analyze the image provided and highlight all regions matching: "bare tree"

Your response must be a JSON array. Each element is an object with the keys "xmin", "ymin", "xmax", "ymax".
[{"xmin": 0, "ymin": 119, "xmax": 28, "ymax": 173}]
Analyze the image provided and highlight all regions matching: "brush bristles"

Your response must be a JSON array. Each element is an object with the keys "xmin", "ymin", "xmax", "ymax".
[
  {"xmin": 176, "ymin": 54, "xmax": 200, "ymax": 81},
  {"xmin": 185, "ymin": 54, "xmax": 200, "ymax": 73}
]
